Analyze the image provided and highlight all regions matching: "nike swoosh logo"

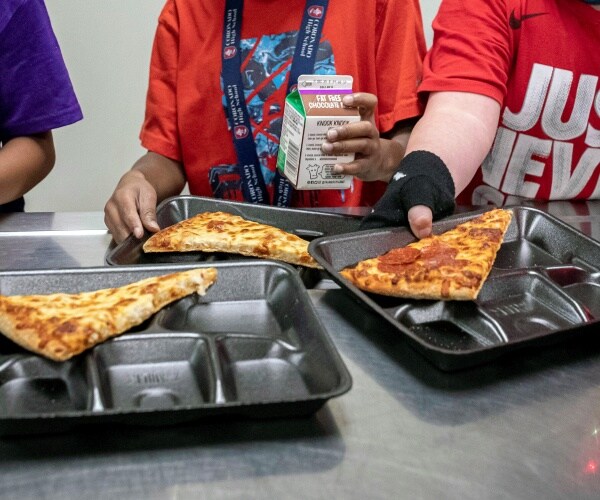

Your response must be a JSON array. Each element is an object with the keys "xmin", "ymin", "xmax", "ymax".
[
  {"xmin": 509, "ymin": 9, "xmax": 548, "ymax": 29},
  {"xmin": 392, "ymin": 171, "xmax": 406, "ymax": 182}
]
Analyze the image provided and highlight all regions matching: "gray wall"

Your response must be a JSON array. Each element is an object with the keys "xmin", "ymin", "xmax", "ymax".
[
  {"xmin": 27, "ymin": 0, "xmax": 441, "ymax": 212},
  {"xmin": 422, "ymin": 0, "xmax": 439, "ymax": 47}
]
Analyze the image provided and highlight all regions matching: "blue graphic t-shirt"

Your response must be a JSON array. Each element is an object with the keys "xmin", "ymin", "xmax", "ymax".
[{"xmin": 214, "ymin": 31, "xmax": 336, "ymax": 202}]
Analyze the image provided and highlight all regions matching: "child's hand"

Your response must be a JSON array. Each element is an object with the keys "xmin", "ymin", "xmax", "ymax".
[
  {"xmin": 104, "ymin": 169, "xmax": 160, "ymax": 244},
  {"xmin": 320, "ymin": 93, "xmax": 394, "ymax": 182}
]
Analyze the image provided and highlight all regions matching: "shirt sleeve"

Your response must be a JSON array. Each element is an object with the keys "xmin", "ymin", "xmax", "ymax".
[
  {"xmin": 139, "ymin": 0, "xmax": 182, "ymax": 162},
  {"xmin": 419, "ymin": 0, "xmax": 513, "ymax": 104},
  {"xmin": 0, "ymin": 0, "xmax": 82, "ymax": 141},
  {"xmin": 375, "ymin": 0, "xmax": 427, "ymax": 133}
]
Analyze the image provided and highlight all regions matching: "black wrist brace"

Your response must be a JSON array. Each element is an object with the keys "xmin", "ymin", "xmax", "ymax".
[{"xmin": 359, "ymin": 150, "xmax": 456, "ymax": 230}]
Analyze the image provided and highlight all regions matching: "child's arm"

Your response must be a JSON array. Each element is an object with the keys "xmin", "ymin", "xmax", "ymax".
[{"xmin": 0, "ymin": 132, "xmax": 56, "ymax": 205}]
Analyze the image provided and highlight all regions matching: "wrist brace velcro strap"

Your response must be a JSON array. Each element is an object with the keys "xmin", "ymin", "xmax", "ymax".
[{"xmin": 359, "ymin": 150, "xmax": 456, "ymax": 230}]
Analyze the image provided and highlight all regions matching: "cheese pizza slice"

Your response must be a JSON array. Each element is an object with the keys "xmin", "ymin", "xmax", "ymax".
[
  {"xmin": 0, "ymin": 267, "xmax": 217, "ymax": 361},
  {"xmin": 143, "ymin": 211, "xmax": 321, "ymax": 268},
  {"xmin": 340, "ymin": 208, "xmax": 512, "ymax": 300}
]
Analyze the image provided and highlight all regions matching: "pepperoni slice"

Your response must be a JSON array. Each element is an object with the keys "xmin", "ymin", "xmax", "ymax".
[{"xmin": 379, "ymin": 247, "xmax": 420, "ymax": 265}]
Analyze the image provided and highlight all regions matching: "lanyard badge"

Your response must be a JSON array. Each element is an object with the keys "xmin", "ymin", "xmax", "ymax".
[{"xmin": 222, "ymin": 0, "xmax": 329, "ymax": 206}]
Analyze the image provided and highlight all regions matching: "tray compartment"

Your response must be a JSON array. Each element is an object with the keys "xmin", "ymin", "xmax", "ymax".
[
  {"xmin": 538, "ymin": 267, "xmax": 600, "ymax": 319},
  {"xmin": 154, "ymin": 263, "xmax": 308, "ymax": 348},
  {"xmin": 92, "ymin": 335, "xmax": 214, "ymax": 410},
  {"xmin": 395, "ymin": 301, "xmax": 506, "ymax": 351},
  {"xmin": 0, "ymin": 357, "xmax": 88, "ymax": 416},
  {"xmin": 563, "ymin": 282, "xmax": 600, "ymax": 318},
  {"xmin": 542, "ymin": 266, "xmax": 595, "ymax": 287},
  {"xmin": 309, "ymin": 206, "xmax": 600, "ymax": 370},
  {"xmin": 217, "ymin": 337, "xmax": 319, "ymax": 403},
  {"xmin": 476, "ymin": 271, "xmax": 588, "ymax": 339},
  {"xmin": 0, "ymin": 262, "xmax": 351, "ymax": 434},
  {"xmin": 159, "ymin": 299, "xmax": 299, "ymax": 346},
  {"xmin": 160, "ymin": 298, "xmax": 283, "ymax": 333},
  {"xmin": 494, "ymin": 208, "xmax": 600, "ymax": 271}
]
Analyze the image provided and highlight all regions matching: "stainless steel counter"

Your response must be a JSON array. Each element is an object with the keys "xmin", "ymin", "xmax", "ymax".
[{"xmin": 1, "ymin": 204, "xmax": 600, "ymax": 500}]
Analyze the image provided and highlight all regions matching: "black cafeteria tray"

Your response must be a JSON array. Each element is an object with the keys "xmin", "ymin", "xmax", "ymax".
[
  {"xmin": 0, "ymin": 262, "xmax": 351, "ymax": 435},
  {"xmin": 308, "ymin": 206, "xmax": 600, "ymax": 371},
  {"xmin": 105, "ymin": 196, "xmax": 361, "ymax": 289}
]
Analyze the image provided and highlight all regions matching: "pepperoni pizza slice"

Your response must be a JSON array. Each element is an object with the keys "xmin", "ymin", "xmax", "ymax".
[{"xmin": 340, "ymin": 208, "xmax": 512, "ymax": 300}]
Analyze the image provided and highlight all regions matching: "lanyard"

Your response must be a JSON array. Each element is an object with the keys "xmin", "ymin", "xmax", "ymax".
[{"xmin": 222, "ymin": 0, "xmax": 329, "ymax": 206}]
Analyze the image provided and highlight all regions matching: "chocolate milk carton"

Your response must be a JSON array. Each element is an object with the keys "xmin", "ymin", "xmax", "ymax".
[{"xmin": 277, "ymin": 75, "xmax": 359, "ymax": 190}]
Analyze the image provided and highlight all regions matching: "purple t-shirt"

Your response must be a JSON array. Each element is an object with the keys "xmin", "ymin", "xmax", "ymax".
[{"xmin": 0, "ymin": 0, "xmax": 83, "ymax": 142}]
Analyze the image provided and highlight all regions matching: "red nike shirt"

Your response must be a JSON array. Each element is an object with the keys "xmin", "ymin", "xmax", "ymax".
[{"xmin": 420, "ymin": 0, "xmax": 600, "ymax": 205}]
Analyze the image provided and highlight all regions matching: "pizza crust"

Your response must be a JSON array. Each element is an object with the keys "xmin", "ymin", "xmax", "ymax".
[
  {"xmin": 340, "ymin": 209, "xmax": 512, "ymax": 301},
  {"xmin": 0, "ymin": 267, "xmax": 217, "ymax": 361},
  {"xmin": 143, "ymin": 211, "xmax": 321, "ymax": 268},
  {"xmin": 341, "ymin": 266, "xmax": 485, "ymax": 301}
]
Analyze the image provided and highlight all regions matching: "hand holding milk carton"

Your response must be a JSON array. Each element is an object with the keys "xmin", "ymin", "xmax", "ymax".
[{"xmin": 277, "ymin": 75, "xmax": 359, "ymax": 190}]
